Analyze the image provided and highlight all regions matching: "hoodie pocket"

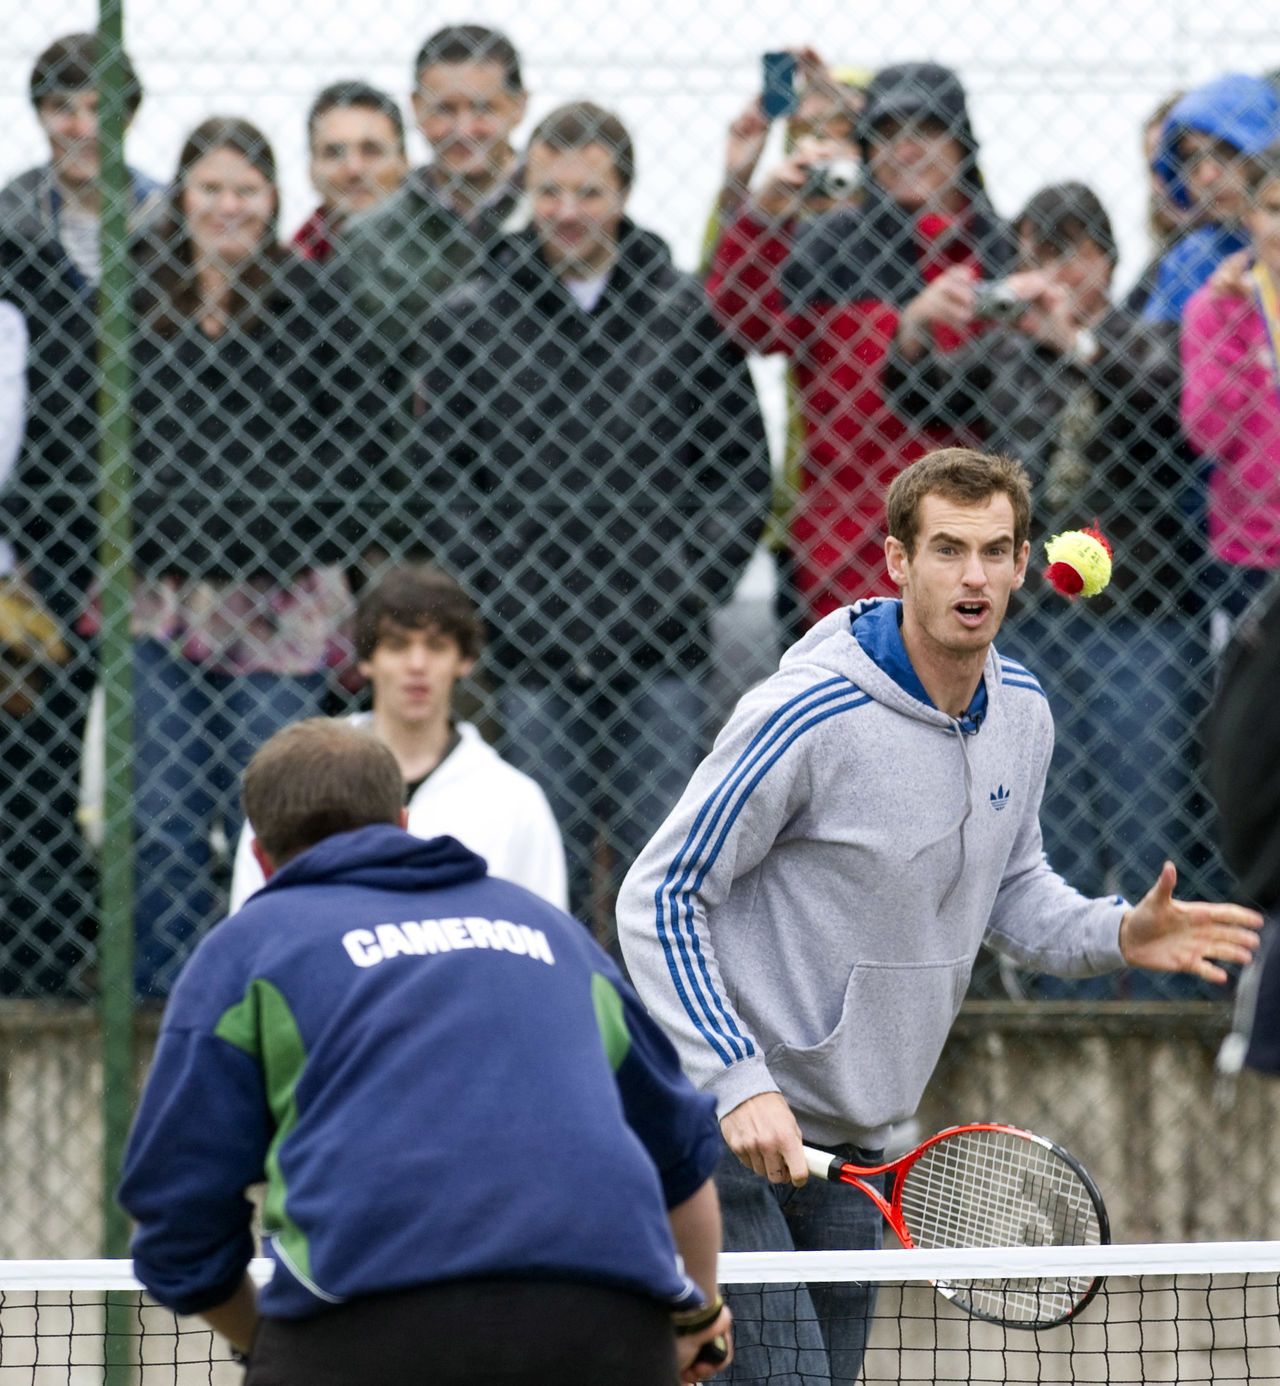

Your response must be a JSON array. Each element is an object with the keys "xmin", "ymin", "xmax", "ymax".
[{"xmin": 765, "ymin": 956, "xmax": 971, "ymax": 1132}]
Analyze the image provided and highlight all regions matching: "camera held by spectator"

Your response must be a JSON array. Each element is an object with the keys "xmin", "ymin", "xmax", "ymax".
[
  {"xmin": 802, "ymin": 156, "xmax": 861, "ymax": 202},
  {"xmin": 714, "ymin": 47, "xmax": 869, "ymax": 225},
  {"xmin": 971, "ymin": 278, "xmax": 1032, "ymax": 323}
]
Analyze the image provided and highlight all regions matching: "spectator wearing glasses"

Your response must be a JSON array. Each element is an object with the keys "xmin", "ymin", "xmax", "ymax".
[
  {"xmin": 344, "ymin": 23, "xmax": 527, "ymax": 306},
  {"xmin": 339, "ymin": 26, "xmax": 528, "ymax": 467}
]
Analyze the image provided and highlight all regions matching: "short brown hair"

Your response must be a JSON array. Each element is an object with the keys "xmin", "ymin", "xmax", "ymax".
[
  {"xmin": 529, "ymin": 101, "xmax": 635, "ymax": 191},
  {"xmin": 414, "ymin": 24, "xmax": 523, "ymax": 93},
  {"xmin": 886, "ymin": 449, "xmax": 1031, "ymax": 557},
  {"xmin": 354, "ymin": 565, "xmax": 485, "ymax": 663},
  {"xmin": 307, "ymin": 80, "xmax": 406, "ymax": 153},
  {"xmin": 242, "ymin": 720, "xmax": 404, "ymax": 866},
  {"xmin": 30, "ymin": 32, "xmax": 143, "ymax": 119}
]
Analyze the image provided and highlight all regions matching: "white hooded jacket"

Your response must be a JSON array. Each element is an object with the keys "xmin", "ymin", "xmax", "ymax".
[{"xmin": 231, "ymin": 716, "xmax": 567, "ymax": 912}]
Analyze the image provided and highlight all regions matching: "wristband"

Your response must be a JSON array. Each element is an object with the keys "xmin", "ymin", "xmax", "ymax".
[{"xmin": 673, "ymin": 1294, "xmax": 725, "ymax": 1335}]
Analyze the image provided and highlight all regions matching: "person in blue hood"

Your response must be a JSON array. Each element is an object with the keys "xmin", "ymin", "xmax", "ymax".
[
  {"xmin": 1143, "ymin": 72, "xmax": 1280, "ymax": 323},
  {"xmin": 118, "ymin": 718, "xmax": 731, "ymax": 1385}
]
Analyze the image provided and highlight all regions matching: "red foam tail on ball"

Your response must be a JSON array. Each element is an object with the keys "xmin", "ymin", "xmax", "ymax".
[
  {"xmin": 1044, "ymin": 563, "xmax": 1085, "ymax": 596},
  {"xmin": 1082, "ymin": 522, "xmax": 1113, "ymax": 557}
]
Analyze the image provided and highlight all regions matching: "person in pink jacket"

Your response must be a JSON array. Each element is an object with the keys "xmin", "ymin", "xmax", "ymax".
[{"xmin": 1181, "ymin": 144, "xmax": 1280, "ymax": 644}]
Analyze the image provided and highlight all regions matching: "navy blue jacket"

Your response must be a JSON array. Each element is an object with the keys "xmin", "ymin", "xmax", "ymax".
[{"xmin": 119, "ymin": 825, "xmax": 720, "ymax": 1318}]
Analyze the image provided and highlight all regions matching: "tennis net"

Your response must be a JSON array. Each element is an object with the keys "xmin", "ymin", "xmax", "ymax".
[{"xmin": 0, "ymin": 1244, "xmax": 1277, "ymax": 1382}]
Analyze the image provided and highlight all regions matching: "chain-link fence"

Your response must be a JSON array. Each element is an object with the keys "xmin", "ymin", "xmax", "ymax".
[{"xmin": 2, "ymin": 1, "xmax": 1280, "ymax": 1254}]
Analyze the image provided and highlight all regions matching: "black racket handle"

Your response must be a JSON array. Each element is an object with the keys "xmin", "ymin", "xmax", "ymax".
[{"xmin": 694, "ymin": 1333, "xmax": 729, "ymax": 1367}]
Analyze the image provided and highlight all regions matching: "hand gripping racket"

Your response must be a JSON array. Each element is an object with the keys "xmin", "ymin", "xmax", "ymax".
[{"xmin": 804, "ymin": 1122, "xmax": 1110, "ymax": 1329}]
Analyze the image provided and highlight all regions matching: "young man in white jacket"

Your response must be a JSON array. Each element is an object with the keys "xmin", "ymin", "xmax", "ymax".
[
  {"xmin": 231, "ymin": 566, "xmax": 567, "ymax": 911},
  {"xmin": 617, "ymin": 447, "xmax": 1263, "ymax": 1386}
]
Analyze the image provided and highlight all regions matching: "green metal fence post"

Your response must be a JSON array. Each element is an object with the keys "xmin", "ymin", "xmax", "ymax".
[
  {"xmin": 96, "ymin": 0, "xmax": 136, "ymax": 1263},
  {"xmin": 96, "ymin": 0, "xmax": 138, "ymax": 1374}
]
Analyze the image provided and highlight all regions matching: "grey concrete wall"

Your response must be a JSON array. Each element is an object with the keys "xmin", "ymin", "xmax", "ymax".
[{"xmin": 3, "ymin": 999, "xmax": 1278, "ymax": 1255}]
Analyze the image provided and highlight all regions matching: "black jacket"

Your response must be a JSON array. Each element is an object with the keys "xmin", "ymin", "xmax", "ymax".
[
  {"xmin": 883, "ymin": 308, "xmax": 1202, "ymax": 617},
  {"xmin": 783, "ymin": 181, "xmax": 1015, "ymax": 312},
  {"xmin": 418, "ymin": 222, "xmax": 771, "ymax": 680},
  {"xmin": 129, "ymin": 254, "xmax": 376, "ymax": 581},
  {"xmin": 0, "ymin": 231, "xmax": 100, "ymax": 623},
  {"xmin": 3, "ymin": 238, "xmax": 382, "ymax": 594},
  {"xmin": 1208, "ymin": 576, "xmax": 1280, "ymax": 912}
]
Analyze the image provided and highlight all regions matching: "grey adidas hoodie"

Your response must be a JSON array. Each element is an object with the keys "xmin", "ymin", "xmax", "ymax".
[{"xmin": 617, "ymin": 599, "xmax": 1127, "ymax": 1149}]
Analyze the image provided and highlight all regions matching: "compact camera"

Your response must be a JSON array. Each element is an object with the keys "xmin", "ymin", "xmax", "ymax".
[
  {"xmin": 803, "ymin": 158, "xmax": 861, "ymax": 201},
  {"xmin": 971, "ymin": 279, "xmax": 1031, "ymax": 323}
]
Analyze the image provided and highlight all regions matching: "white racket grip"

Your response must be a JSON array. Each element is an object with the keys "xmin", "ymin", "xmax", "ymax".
[{"xmin": 803, "ymin": 1146, "xmax": 840, "ymax": 1182}]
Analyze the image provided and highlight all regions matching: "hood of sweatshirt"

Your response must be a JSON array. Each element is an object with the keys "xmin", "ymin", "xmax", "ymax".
[
  {"xmin": 1153, "ymin": 74, "xmax": 1280, "ymax": 210},
  {"xmin": 257, "ymin": 822, "xmax": 488, "ymax": 898},
  {"xmin": 781, "ymin": 597, "xmax": 992, "ymax": 729}
]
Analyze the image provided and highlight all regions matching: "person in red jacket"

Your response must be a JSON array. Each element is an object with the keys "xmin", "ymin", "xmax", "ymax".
[{"xmin": 708, "ymin": 62, "xmax": 1015, "ymax": 625}]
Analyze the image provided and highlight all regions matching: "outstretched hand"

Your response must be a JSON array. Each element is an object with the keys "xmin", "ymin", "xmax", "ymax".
[
  {"xmin": 1208, "ymin": 248, "xmax": 1252, "ymax": 299},
  {"xmin": 1119, "ymin": 861, "xmax": 1263, "ymax": 983}
]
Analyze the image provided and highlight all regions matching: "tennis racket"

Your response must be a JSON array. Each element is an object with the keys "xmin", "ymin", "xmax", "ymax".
[{"xmin": 804, "ymin": 1122, "xmax": 1109, "ymax": 1329}]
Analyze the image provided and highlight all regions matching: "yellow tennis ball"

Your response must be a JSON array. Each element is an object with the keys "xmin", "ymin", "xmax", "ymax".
[{"xmin": 1044, "ymin": 528, "xmax": 1113, "ymax": 599}]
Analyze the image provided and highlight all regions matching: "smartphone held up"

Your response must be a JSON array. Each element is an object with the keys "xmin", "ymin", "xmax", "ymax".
[{"xmin": 761, "ymin": 52, "xmax": 799, "ymax": 119}]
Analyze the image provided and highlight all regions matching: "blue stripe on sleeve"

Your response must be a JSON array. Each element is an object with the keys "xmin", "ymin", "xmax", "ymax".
[
  {"xmin": 652, "ymin": 678, "xmax": 844, "ymax": 1063},
  {"xmin": 653, "ymin": 678, "xmax": 871, "ymax": 1066},
  {"xmin": 1001, "ymin": 677, "xmax": 1047, "ymax": 699}
]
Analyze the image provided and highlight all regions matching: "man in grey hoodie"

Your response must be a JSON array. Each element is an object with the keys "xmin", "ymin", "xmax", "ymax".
[{"xmin": 617, "ymin": 447, "xmax": 1263, "ymax": 1385}]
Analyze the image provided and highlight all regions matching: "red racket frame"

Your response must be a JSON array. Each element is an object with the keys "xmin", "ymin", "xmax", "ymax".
[{"xmin": 802, "ymin": 1121, "xmax": 1111, "ymax": 1329}]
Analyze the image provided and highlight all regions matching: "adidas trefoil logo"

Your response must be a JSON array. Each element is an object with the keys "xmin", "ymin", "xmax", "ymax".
[{"xmin": 990, "ymin": 785, "xmax": 1011, "ymax": 812}]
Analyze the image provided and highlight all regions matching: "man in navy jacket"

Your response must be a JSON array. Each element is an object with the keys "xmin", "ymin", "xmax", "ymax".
[{"xmin": 119, "ymin": 718, "xmax": 730, "ymax": 1385}]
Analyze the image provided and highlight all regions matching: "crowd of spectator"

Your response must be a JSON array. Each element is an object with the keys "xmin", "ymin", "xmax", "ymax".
[{"xmin": 1, "ymin": 25, "xmax": 1278, "ymax": 1000}]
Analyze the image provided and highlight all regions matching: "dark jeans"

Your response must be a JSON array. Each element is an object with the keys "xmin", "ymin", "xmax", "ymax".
[
  {"xmin": 1245, "ymin": 916, "xmax": 1280, "ymax": 1075},
  {"xmin": 499, "ymin": 675, "xmax": 705, "ymax": 938},
  {"xmin": 245, "ymin": 1278, "xmax": 679, "ymax": 1386},
  {"xmin": 132, "ymin": 639, "xmax": 324, "ymax": 997},
  {"xmin": 0, "ymin": 630, "xmax": 98, "ymax": 997},
  {"xmin": 716, "ymin": 1141, "xmax": 885, "ymax": 1386}
]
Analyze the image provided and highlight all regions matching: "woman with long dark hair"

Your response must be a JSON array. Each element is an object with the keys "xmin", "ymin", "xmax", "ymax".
[{"xmin": 127, "ymin": 117, "xmax": 360, "ymax": 996}]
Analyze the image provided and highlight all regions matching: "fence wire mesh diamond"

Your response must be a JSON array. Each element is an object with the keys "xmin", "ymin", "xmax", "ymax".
[{"xmin": 2, "ymin": 2, "xmax": 1278, "ymax": 1254}]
